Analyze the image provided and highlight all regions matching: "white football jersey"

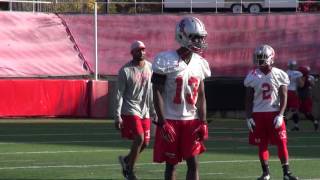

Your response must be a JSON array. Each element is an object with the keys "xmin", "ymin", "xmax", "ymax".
[
  {"xmin": 308, "ymin": 74, "xmax": 315, "ymax": 85},
  {"xmin": 153, "ymin": 50, "xmax": 211, "ymax": 120},
  {"xmin": 244, "ymin": 67, "xmax": 289, "ymax": 112},
  {"xmin": 286, "ymin": 70, "xmax": 302, "ymax": 91}
]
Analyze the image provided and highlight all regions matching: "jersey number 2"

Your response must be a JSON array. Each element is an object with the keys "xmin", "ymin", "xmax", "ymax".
[
  {"xmin": 262, "ymin": 83, "xmax": 271, "ymax": 100},
  {"xmin": 174, "ymin": 76, "xmax": 199, "ymax": 105}
]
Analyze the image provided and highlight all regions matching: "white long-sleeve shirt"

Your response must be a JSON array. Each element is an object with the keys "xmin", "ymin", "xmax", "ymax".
[
  {"xmin": 287, "ymin": 69, "xmax": 302, "ymax": 91},
  {"xmin": 115, "ymin": 60, "xmax": 155, "ymax": 119}
]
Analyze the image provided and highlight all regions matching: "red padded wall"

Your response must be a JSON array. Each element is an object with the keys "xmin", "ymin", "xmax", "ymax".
[
  {"xmin": 89, "ymin": 80, "xmax": 109, "ymax": 118},
  {"xmin": 0, "ymin": 79, "xmax": 90, "ymax": 117}
]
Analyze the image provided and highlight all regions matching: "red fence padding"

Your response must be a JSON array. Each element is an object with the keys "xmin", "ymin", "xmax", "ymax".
[
  {"xmin": 61, "ymin": 14, "xmax": 320, "ymax": 77},
  {"xmin": 0, "ymin": 79, "xmax": 90, "ymax": 117},
  {"xmin": 89, "ymin": 80, "xmax": 109, "ymax": 118}
]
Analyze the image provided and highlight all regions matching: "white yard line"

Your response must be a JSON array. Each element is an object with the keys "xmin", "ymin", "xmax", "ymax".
[
  {"xmin": 199, "ymin": 158, "xmax": 320, "ymax": 164},
  {"xmin": 0, "ymin": 164, "xmax": 116, "ymax": 170},
  {"xmin": 227, "ymin": 176, "xmax": 320, "ymax": 180},
  {"xmin": 207, "ymin": 145, "xmax": 320, "ymax": 150},
  {"xmin": 0, "ymin": 130, "xmax": 317, "ymax": 136},
  {"xmin": 0, "ymin": 159, "xmax": 319, "ymax": 180},
  {"xmin": 224, "ymin": 176, "xmax": 257, "ymax": 179},
  {"xmin": 0, "ymin": 143, "xmax": 319, "ymax": 155},
  {"xmin": 0, "ymin": 133, "xmax": 118, "ymax": 137},
  {"xmin": 200, "ymin": 172, "xmax": 224, "ymax": 175},
  {"xmin": 0, "ymin": 158, "xmax": 319, "ymax": 170},
  {"xmin": 0, "ymin": 140, "xmax": 123, "ymax": 145},
  {"xmin": 0, "ymin": 159, "xmax": 35, "ymax": 163},
  {"xmin": 211, "ymin": 131, "xmax": 248, "ymax": 134},
  {"xmin": 0, "ymin": 139, "xmax": 319, "ymax": 145},
  {"xmin": 0, "ymin": 149, "xmax": 127, "ymax": 155}
]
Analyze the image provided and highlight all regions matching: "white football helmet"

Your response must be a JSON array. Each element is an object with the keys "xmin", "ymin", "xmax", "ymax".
[
  {"xmin": 288, "ymin": 60, "xmax": 297, "ymax": 70},
  {"xmin": 175, "ymin": 17, "xmax": 208, "ymax": 53},
  {"xmin": 253, "ymin": 44, "xmax": 275, "ymax": 67}
]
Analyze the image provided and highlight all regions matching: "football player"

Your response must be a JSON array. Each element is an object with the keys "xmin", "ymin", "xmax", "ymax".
[
  {"xmin": 296, "ymin": 65, "xmax": 319, "ymax": 131},
  {"xmin": 151, "ymin": 17, "xmax": 211, "ymax": 180},
  {"xmin": 285, "ymin": 60, "xmax": 304, "ymax": 131},
  {"xmin": 244, "ymin": 44, "xmax": 298, "ymax": 180},
  {"xmin": 115, "ymin": 40, "xmax": 157, "ymax": 180}
]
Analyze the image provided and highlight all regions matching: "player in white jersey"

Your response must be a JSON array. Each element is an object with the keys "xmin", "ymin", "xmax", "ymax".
[
  {"xmin": 115, "ymin": 41, "xmax": 156, "ymax": 180},
  {"xmin": 152, "ymin": 17, "xmax": 211, "ymax": 180},
  {"xmin": 244, "ymin": 44, "xmax": 298, "ymax": 180},
  {"xmin": 285, "ymin": 60, "xmax": 304, "ymax": 131},
  {"xmin": 287, "ymin": 61, "xmax": 303, "ymax": 93}
]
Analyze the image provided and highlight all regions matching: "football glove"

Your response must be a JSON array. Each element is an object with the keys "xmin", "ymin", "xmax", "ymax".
[
  {"xmin": 193, "ymin": 122, "xmax": 208, "ymax": 141},
  {"xmin": 273, "ymin": 114, "xmax": 284, "ymax": 129},
  {"xmin": 160, "ymin": 122, "xmax": 176, "ymax": 143},
  {"xmin": 246, "ymin": 118, "xmax": 255, "ymax": 133}
]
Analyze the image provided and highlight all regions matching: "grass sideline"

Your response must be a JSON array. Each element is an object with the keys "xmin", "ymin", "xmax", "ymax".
[{"xmin": 0, "ymin": 118, "xmax": 318, "ymax": 180}]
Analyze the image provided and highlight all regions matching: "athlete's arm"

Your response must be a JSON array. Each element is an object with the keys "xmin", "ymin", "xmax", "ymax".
[
  {"xmin": 197, "ymin": 80, "xmax": 207, "ymax": 123},
  {"xmin": 245, "ymin": 87, "xmax": 254, "ymax": 119},
  {"xmin": 151, "ymin": 73, "xmax": 166, "ymax": 126},
  {"xmin": 279, "ymin": 85, "xmax": 288, "ymax": 115},
  {"xmin": 115, "ymin": 70, "xmax": 126, "ymax": 130}
]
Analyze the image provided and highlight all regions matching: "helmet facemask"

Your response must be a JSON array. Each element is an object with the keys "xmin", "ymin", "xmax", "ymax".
[
  {"xmin": 253, "ymin": 45, "xmax": 275, "ymax": 67},
  {"xmin": 288, "ymin": 60, "xmax": 297, "ymax": 70},
  {"xmin": 187, "ymin": 34, "xmax": 207, "ymax": 53}
]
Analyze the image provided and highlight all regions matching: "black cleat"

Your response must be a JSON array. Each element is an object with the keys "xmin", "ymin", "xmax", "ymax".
[
  {"xmin": 127, "ymin": 171, "xmax": 138, "ymax": 180},
  {"xmin": 257, "ymin": 173, "xmax": 270, "ymax": 180},
  {"xmin": 290, "ymin": 127, "xmax": 300, "ymax": 131},
  {"xmin": 283, "ymin": 173, "xmax": 298, "ymax": 180},
  {"xmin": 314, "ymin": 121, "xmax": 319, "ymax": 131},
  {"xmin": 118, "ymin": 156, "xmax": 129, "ymax": 178}
]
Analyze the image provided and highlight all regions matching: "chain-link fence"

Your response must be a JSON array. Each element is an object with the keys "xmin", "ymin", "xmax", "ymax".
[
  {"xmin": 0, "ymin": 0, "xmax": 162, "ymax": 13},
  {"xmin": 1, "ymin": 0, "xmax": 320, "ymax": 14}
]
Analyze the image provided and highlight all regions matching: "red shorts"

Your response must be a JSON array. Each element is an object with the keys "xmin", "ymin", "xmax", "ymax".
[
  {"xmin": 153, "ymin": 119, "xmax": 206, "ymax": 165},
  {"xmin": 249, "ymin": 112, "xmax": 287, "ymax": 146},
  {"xmin": 299, "ymin": 97, "xmax": 313, "ymax": 114},
  {"xmin": 287, "ymin": 90, "xmax": 300, "ymax": 110},
  {"xmin": 121, "ymin": 115, "xmax": 151, "ymax": 145}
]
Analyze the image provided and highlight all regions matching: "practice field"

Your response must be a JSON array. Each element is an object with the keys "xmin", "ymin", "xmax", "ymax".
[{"xmin": 0, "ymin": 118, "xmax": 318, "ymax": 180}]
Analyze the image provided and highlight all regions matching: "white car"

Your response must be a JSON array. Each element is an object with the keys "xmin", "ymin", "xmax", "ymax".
[{"xmin": 163, "ymin": 0, "xmax": 297, "ymax": 13}]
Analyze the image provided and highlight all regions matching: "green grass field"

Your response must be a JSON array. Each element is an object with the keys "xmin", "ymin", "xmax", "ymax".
[{"xmin": 0, "ymin": 118, "xmax": 318, "ymax": 180}]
